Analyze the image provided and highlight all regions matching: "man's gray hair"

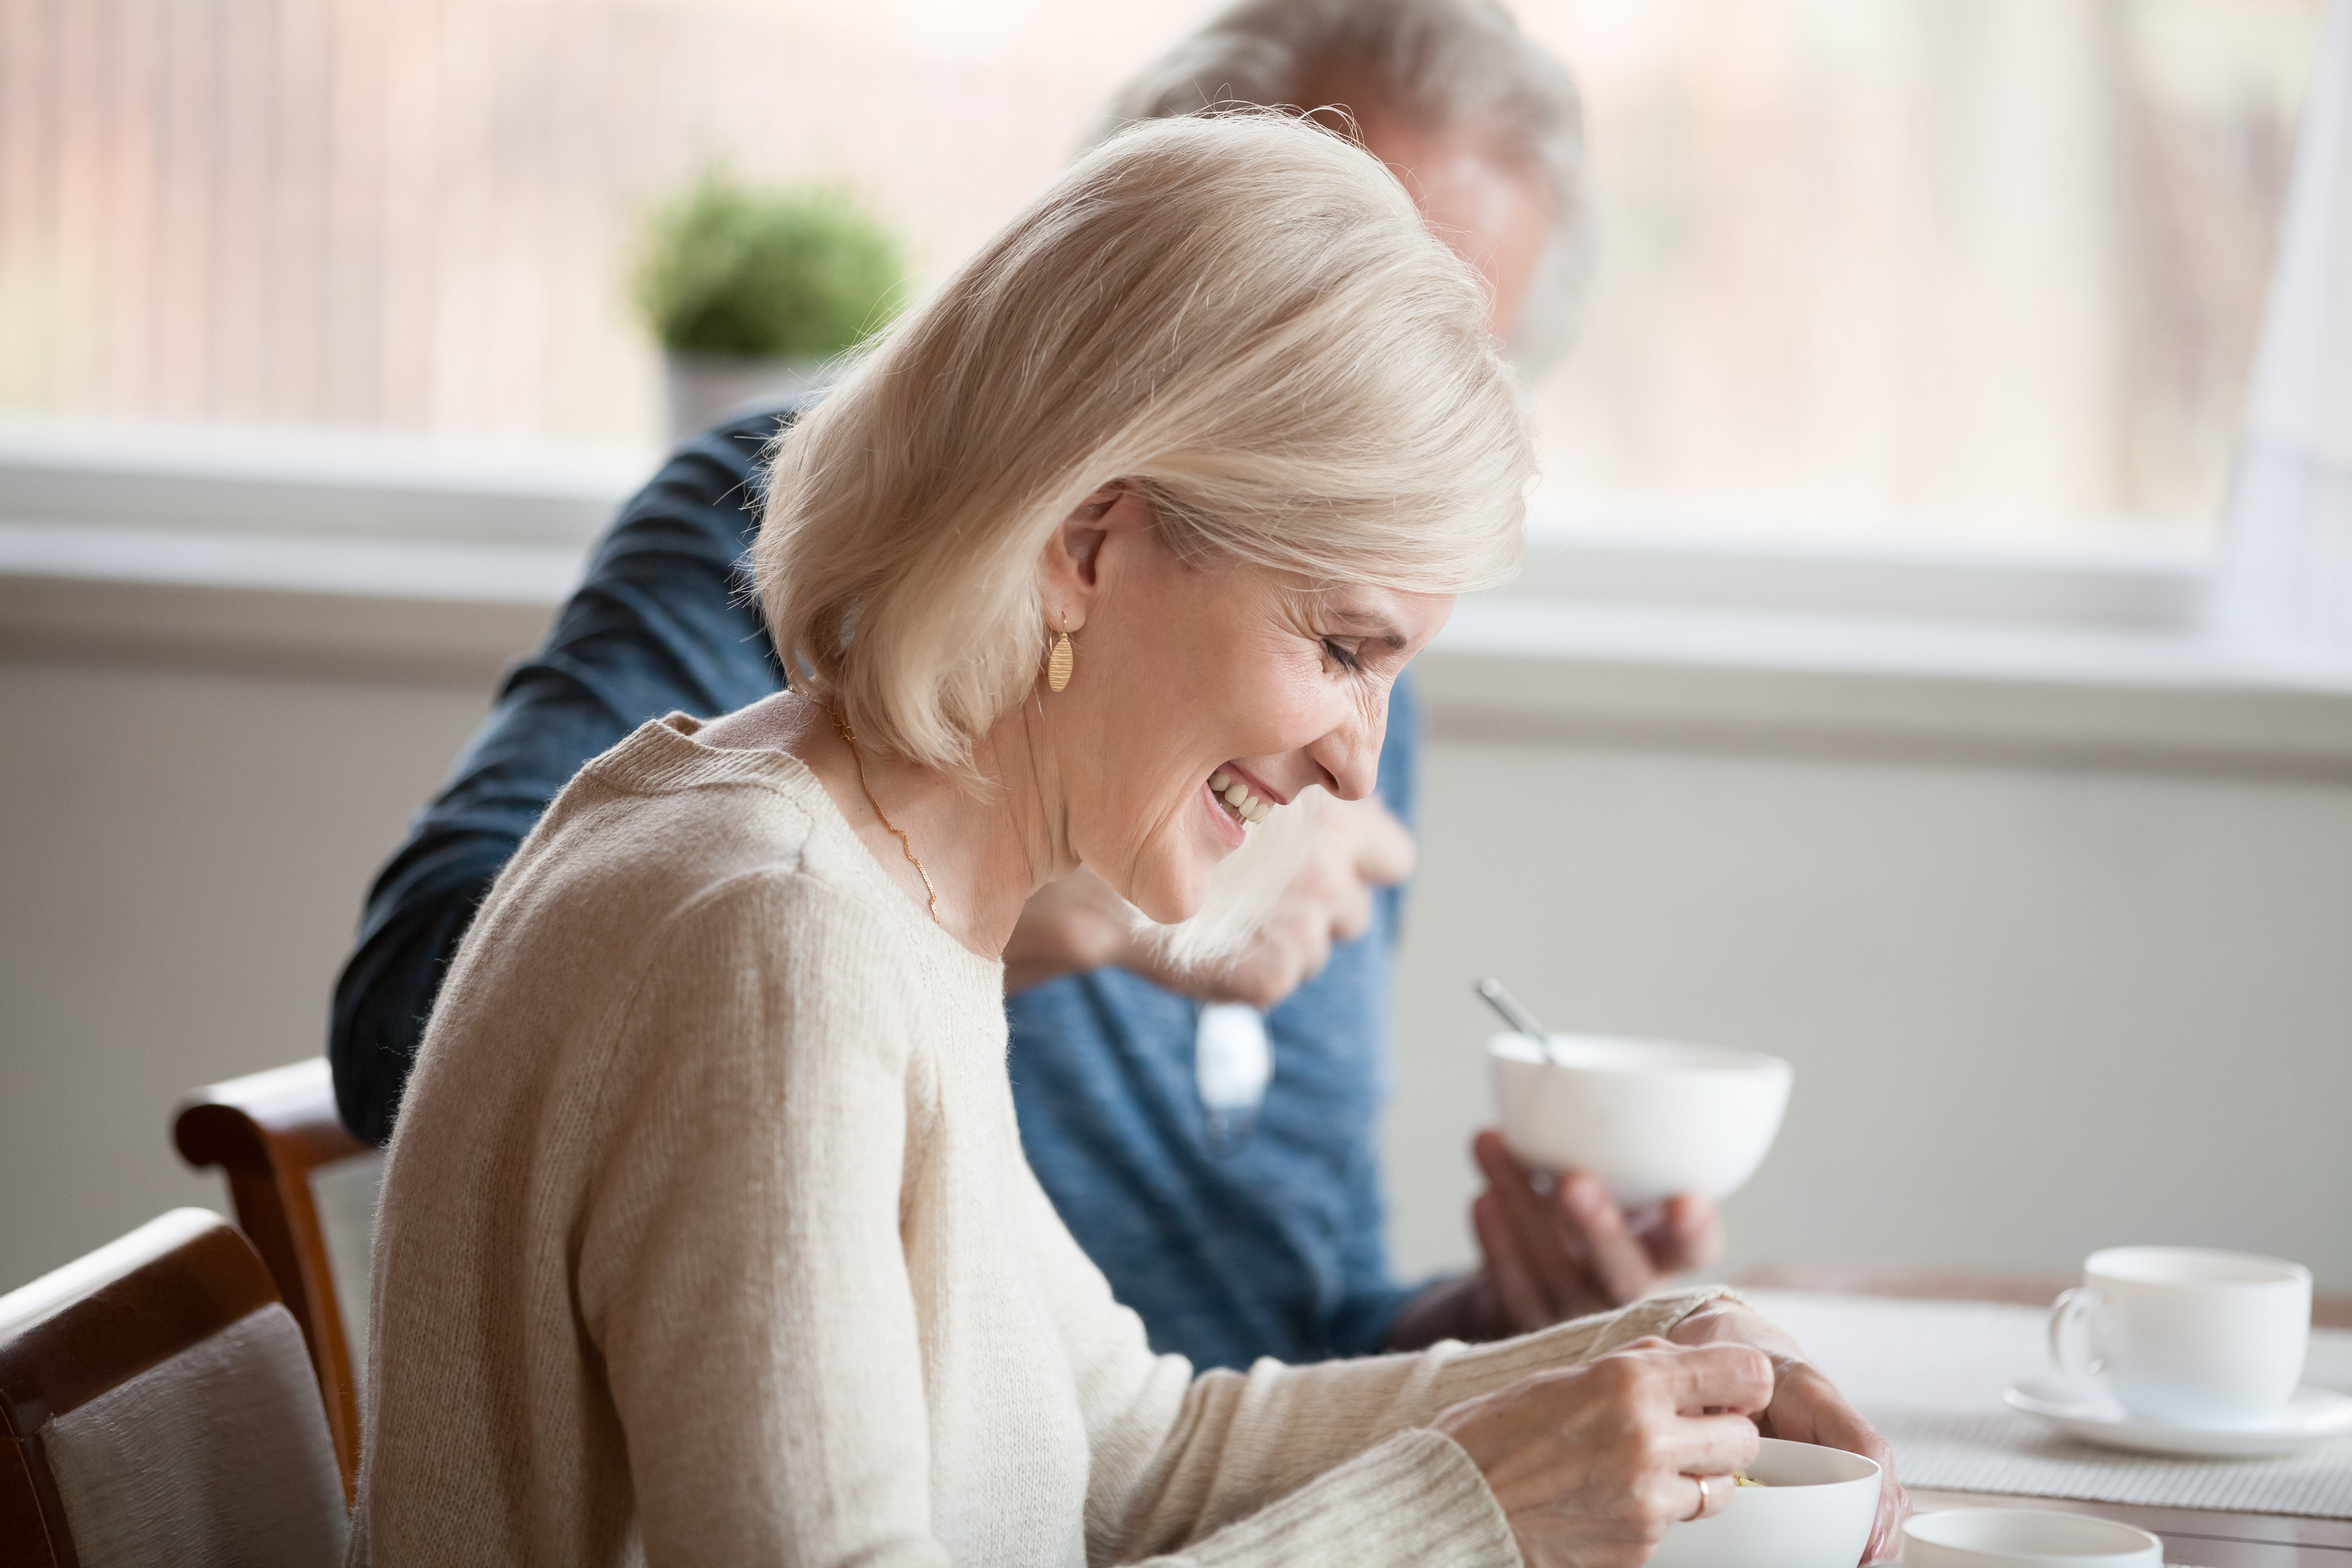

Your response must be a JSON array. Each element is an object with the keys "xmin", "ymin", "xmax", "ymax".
[{"xmin": 1089, "ymin": 0, "xmax": 1597, "ymax": 377}]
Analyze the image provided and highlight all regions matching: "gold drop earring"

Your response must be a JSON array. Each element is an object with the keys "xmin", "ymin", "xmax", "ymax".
[{"xmin": 1047, "ymin": 610, "xmax": 1075, "ymax": 693}]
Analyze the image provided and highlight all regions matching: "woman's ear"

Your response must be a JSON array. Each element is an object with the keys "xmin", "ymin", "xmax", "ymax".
[{"xmin": 1042, "ymin": 481, "xmax": 1139, "ymax": 624}]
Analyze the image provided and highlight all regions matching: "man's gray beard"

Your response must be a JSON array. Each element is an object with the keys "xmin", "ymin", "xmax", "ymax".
[{"xmin": 1125, "ymin": 787, "xmax": 1322, "ymax": 977}]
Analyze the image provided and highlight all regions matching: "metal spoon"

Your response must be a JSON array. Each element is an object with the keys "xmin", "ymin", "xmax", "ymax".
[{"xmin": 1475, "ymin": 977, "xmax": 1562, "ymax": 1064}]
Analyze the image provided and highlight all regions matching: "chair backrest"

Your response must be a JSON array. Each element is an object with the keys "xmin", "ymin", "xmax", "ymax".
[
  {"xmin": 0, "ymin": 1208, "xmax": 350, "ymax": 1568},
  {"xmin": 173, "ymin": 1057, "xmax": 381, "ymax": 1500}
]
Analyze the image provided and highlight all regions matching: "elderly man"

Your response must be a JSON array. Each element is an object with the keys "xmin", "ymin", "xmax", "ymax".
[{"xmin": 330, "ymin": 0, "xmax": 1721, "ymax": 1370}]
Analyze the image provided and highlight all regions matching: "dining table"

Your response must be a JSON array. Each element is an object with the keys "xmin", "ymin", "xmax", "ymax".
[{"xmin": 1730, "ymin": 1266, "xmax": 2352, "ymax": 1568}]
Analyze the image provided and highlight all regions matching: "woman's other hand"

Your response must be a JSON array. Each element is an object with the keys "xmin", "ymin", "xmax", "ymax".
[
  {"xmin": 1667, "ymin": 1303, "xmax": 1909, "ymax": 1563},
  {"xmin": 1000, "ymin": 795, "xmax": 1414, "ymax": 1003},
  {"xmin": 1431, "ymin": 1338, "xmax": 1769, "ymax": 1568}
]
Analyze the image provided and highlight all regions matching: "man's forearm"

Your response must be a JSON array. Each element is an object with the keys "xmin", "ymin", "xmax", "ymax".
[
  {"xmin": 327, "ymin": 405, "xmax": 792, "ymax": 1144},
  {"xmin": 329, "ymin": 876, "xmax": 488, "ymax": 1145},
  {"xmin": 1382, "ymin": 1271, "xmax": 1493, "ymax": 1351}
]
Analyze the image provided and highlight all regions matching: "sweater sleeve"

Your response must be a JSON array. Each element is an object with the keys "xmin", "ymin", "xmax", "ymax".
[
  {"xmin": 1049, "ymin": 1159, "xmax": 1741, "ymax": 1568},
  {"xmin": 1130, "ymin": 1290, "xmax": 1736, "ymax": 1566},
  {"xmin": 567, "ymin": 833, "xmax": 1735, "ymax": 1568},
  {"xmin": 574, "ymin": 875, "xmax": 949, "ymax": 1568}
]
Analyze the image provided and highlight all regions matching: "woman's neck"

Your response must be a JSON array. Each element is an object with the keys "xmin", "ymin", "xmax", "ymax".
[{"xmin": 700, "ymin": 691, "xmax": 1065, "ymax": 961}]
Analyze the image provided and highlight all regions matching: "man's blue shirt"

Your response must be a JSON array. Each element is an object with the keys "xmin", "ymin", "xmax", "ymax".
[
  {"xmin": 329, "ymin": 407, "xmax": 1421, "ymax": 1367},
  {"xmin": 1008, "ymin": 671, "xmax": 1419, "ymax": 1367}
]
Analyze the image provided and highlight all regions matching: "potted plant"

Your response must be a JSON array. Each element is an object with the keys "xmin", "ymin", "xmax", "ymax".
[{"xmin": 633, "ymin": 165, "xmax": 905, "ymax": 441}]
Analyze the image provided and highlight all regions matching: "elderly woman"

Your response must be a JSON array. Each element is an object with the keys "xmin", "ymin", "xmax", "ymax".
[{"xmin": 353, "ymin": 114, "xmax": 1899, "ymax": 1567}]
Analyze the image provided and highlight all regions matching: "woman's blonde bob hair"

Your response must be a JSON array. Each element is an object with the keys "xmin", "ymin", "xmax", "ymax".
[{"xmin": 754, "ymin": 111, "xmax": 1532, "ymax": 771}]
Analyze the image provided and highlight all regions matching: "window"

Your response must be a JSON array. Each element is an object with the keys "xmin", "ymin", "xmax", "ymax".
[
  {"xmin": 0, "ymin": 0, "xmax": 2319, "ymax": 548},
  {"xmin": 1523, "ymin": 0, "xmax": 2319, "ymax": 546}
]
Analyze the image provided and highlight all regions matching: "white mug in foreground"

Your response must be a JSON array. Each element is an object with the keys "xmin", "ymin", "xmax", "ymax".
[
  {"xmin": 1487, "ymin": 1033, "xmax": 1792, "ymax": 1207},
  {"xmin": 2048, "ymin": 1246, "xmax": 2311, "ymax": 1427},
  {"xmin": 1902, "ymin": 1509, "xmax": 2161, "ymax": 1568}
]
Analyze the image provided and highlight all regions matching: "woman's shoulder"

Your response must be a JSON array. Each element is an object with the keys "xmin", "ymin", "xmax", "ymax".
[
  {"xmin": 413, "ymin": 717, "xmax": 999, "ymax": 1137},
  {"xmin": 508, "ymin": 714, "xmax": 994, "ymax": 999},
  {"xmin": 541, "ymin": 714, "xmax": 871, "ymax": 907}
]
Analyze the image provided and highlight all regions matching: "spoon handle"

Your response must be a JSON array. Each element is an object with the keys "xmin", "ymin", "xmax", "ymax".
[{"xmin": 1475, "ymin": 977, "xmax": 1550, "ymax": 1042}]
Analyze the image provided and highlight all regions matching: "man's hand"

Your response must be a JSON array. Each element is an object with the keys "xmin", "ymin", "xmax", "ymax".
[
  {"xmin": 1668, "ymin": 1303, "xmax": 1909, "ymax": 1562},
  {"xmin": 1001, "ymin": 795, "xmax": 1415, "ymax": 1006},
  {"xmin": 1387, "ymin": 1130, "xmax": 1724, "ymax": 1349},
  {"xmin": 1470, "ymin": 1130, "xmax": 1725, "ymax": 1331},
  {"xmin": 1000, "ymin": 869, "xmax": 1140, "ymax": 995}
]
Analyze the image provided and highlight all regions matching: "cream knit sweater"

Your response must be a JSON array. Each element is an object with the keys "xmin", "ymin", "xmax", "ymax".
[{"xmin": 350, "ymin": 716, "xmax": 1732, "ymax": 1567}]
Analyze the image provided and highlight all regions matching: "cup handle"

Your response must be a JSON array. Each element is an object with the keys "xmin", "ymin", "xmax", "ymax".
[{"xmin": 2048, "ymin": 1286, "xmax": 2104, "ymax": 1380}]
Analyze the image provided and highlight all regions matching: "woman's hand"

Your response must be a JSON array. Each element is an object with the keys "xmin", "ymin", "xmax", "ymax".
[
  {"xmin": 1667, "ymin": 1304, "xmax": 1909, "ymax": 1563},
  {"xmin": 1431, "ymin": 1338, "xmax": 1770, "ymax": 1568}
]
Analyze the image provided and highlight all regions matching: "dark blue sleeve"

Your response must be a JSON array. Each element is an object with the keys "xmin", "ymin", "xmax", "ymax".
[
  {"xmin": 326, "ymin": 409, "xmax": 794, "ymax": 1144},
  {"xmin": 1317, "ymin": 665, "xmax": 1426, "ymax": 1357}
]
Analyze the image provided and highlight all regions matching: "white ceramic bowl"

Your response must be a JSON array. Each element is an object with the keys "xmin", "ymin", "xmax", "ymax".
[
  {"xmin": 1901, "ymin": 1508, "xmax": 2163, "ymax": 1568},
  {"xmin": 1648, "ymin": 1438, "xmax": 1880, "ymax": 1568},
  {"xmin": 1488, "ymin": 1032, "xmax": 1793, "ymax": 1206}
]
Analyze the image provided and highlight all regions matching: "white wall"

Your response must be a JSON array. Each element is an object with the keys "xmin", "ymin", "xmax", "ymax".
[
  {"xmin": 0, "ymin": 655, "xmax": 486, "ymax": 1290},
  {"xmin": 4, "ymin": 647, "xmax": 2349, "ymax": 1299},
  {"xmin": 1385, "ymin": 735, "xmax": 2352, "ymax": 1288}
]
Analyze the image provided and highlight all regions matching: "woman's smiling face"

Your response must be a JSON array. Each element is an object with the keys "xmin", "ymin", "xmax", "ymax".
[{"xmin": 1040, "ymin": 485, "xmax": 1454, "ymax": 923}]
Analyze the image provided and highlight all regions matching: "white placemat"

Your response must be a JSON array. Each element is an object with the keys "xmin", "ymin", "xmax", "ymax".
[{"xmin": 1742, "ymin": 1290, "xmax": 2352, "ymax": 1519}]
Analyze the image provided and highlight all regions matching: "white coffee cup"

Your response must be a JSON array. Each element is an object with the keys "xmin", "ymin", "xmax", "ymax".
[
  {"xmin": 2048, "ymin": 1246, "xmax": 2311, "ymax": 1427},
  {"xmin": 1902, "ymin": 1508, "xmax": 2162, "ymax": 1568}
]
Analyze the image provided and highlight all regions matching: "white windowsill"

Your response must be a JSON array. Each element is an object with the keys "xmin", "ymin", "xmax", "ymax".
[
  {"xmin": 1426, "ymin": 595, "xmax": 2352, "ymax": 777},
  {"xmin": 4, "ymin": 423, "xmax": 2350, "ymax": 779},
  {"xmin": 0, "ymin": 520, "xmax": 587, "ymax": 684},
  {"xmin": 0, "ymin": 421, "xmax": 634, "ymax": 683}
]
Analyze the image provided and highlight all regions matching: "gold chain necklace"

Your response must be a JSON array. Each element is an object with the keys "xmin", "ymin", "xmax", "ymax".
[{"xmin": 829, "ymin": 707, "xmax": 940, "ymax": 926}]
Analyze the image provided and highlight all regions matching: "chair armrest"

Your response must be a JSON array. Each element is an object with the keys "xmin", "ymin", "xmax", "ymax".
[
  {"xmin": 173, "ymin": 1059, "xmax": 372, "ymax": 1498},
  {"xmin": 173, "ymin": 1058, "xmax": 369, "ymax": 1174}
]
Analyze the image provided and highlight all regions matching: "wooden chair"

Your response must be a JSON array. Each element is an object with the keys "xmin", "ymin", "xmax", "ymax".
[
  {"xmin": 0, "ymin": 1208, "xmax": 349, "ymax": 1567},
  {"xmin": 173, "ymin": 1058, "xmax": 381, "ymax": 1499}
]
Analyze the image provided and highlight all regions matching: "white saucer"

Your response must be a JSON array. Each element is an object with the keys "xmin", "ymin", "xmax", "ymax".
[{"xmin": 2006, "ymin": 1375, "xmax": 2352, "ymax": 1457}]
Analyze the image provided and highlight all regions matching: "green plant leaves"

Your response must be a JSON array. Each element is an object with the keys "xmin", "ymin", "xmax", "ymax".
[{"xmin": 634, "ymin": 167, "xmax": 906, "ymax": 360}]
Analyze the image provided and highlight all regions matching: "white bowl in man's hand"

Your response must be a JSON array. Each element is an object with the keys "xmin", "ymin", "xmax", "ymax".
[{"xmin": 1488, "ymin": 1032, "xmax": 1792, "ymax": 1207}]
